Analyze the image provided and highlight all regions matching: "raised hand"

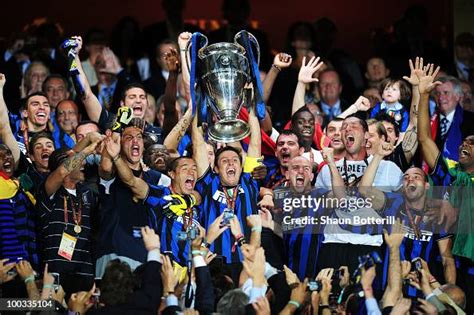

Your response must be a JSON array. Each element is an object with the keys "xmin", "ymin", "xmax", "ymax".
[
  {"xmin": 191, "ymin": 225, "xmax": 206, "ymax": 250},
  {"xmin": 70, "ymin": 36, "xmax": 83, "ymax": 54},
  {"xmin": 376, "ymin": 140, "xmax": 394, "ymax": 158},
  {"xmin": 283, "ymin": 265, "xmax": 299, "ymax": 286},
  {"xmin": 178, "ymin": 32, "xmax": 192, "ymax": 50},
  {"xmin": 353, "ymin": 96, "xmax": 371, "ymax": 112},
  {"xmin": 258, "ymin": 208, "xmax": 274, "ymax": 230},
  {"xmin": 273, "ymin": 53, "xmax": 292, "ymax": 69},
  {"xmin": 206, "ymin": 212, "xmax": 228, "ymax": 243},
  {"xmin": 165, "ymin": 48, "xmax": 180, "ymax": 72},
  {"xmin": 141, "ymin": 226, "xmax": 160, "ymax": 252},
  {"xmin": 417, "ymin": 61, "xmax": 442, "ymax": 94},
  {"xmin": 322, "ymin": 147, "xmax": 335, "ymax": 164},
  {"xmin": 298, "ymin": 56, "xmax": 324, "ymax": 84},
  {"xmin": 403, "ymin": 57, "xmax": 423, "ymax": 86},
  {"xmin": 247, "ymin": 214, "xmax": 262, "ymax": 229},
  {"xmin": 104, "ymin": 132, "xmax": 121, "ymax": 159},
  {"xmin": 252, "ymin": 296, "xmax": 271, "ymax": 315},
  {"xmin": 100, "ymin": 47, "xmax": 123, "ymax": 75},
  {"xmin": 383, "ymin": 218, "xmax": 405, "ymax": 249},
  {"xmin": 161, "ymin": 255, "xmax": 178, "ymax": 293}
]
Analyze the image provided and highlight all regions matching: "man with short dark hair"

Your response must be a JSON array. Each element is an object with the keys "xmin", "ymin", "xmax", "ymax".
[
  {"xmin": 96, "ymin": 117, "xmax": 170, "ymax": 277},
  {"xmin": 264, "ymin": 129, "xmax": 304, "ymax": 189},
  {"xmin": 42, "ymin": 74, "xmax": 70, "ymax": 109},
  {"xmin": 36, "ymin": 134, "xmax": 102, "ymax": 296},
  {"xmin": 71, "ymin": 36, "xmax": 164, "ymax": 143}
]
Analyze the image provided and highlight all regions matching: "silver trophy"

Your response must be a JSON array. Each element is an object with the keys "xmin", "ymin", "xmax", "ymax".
[{"xmin": 186, "ymin": 31, "xmax": 260, "ymax": 143}]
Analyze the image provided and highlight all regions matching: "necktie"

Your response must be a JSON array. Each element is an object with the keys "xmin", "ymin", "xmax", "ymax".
[{"xmin": 440, "ymin": 117, "xmax": 449, "ymax": 138}]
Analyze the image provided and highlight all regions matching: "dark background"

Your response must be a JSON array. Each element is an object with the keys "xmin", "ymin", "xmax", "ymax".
[{"xmin": 0, "ymin": 0, "xmax": 452, "ymax": 63}]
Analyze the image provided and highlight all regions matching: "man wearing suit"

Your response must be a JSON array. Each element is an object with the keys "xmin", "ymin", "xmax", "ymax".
[
  {"xmin": 317, "ymin": 69, "xmax": 351, "ymax": 128},
  {"xmin": 434, "ymin": 76, "xmax": 474, "ymax": 161}
]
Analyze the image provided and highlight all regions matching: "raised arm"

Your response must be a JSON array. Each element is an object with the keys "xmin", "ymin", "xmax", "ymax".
[
  {"xmin": 382, "ymin": 219, "xmax": 404, "ymax": 308},
  {"xmin": 292, "ymin": 56, "xmax": 323, "ymax": 115},
  {"xmin": 438, "ymin": 237, "xmax": 456, "ymax": 284},
  {"xmin": 163, "ymin": 100, "xmax": 192, "ymax": 153},
  {"xmin": 104, "ymin": 132, "xmax": 149, "ymax": 200},
  {"xmin": 417, "ymin": 60, "xmax": 442, "ymax": 170},
  {"xmin": 246, "ymin": 102, "xmax": 262, "ymax": 159},
  {"xmin": 70, "ymin": 36, "xmax": 103, "ymax": 123},
  {"xmin": 161, "ymin": 48, "xmax": 181, "ymax": 138},
  {"xmin": 0, "ymin": 74, "xmax": 20, "ymax": 168},
  {"xmin": 337, "ymin": 96, "xmax": 371, "ymax": 119},
  {"xmin": 45, "ymin": 138, "xmax": 101, "ymax": 196},
  {"xmin": 401, "ymin": 58, "xmax": 422, "ymax": 163},
  {"xmin": 263, "ymin": 53, "xmax": 292, "ymax": 103},
  {"xmin": 322, "ymin": 147, "xmax": 345, "ymax": 199},
  {"xmin": 178, "ymin": 32, "xmax": 192, "ymax": 103},
  {"xmin": 358, "ymin": 142, "xmax": 393, "ymax": 211},
  {"xmin": 191, "ymin": 114, "xmax": 210, "ymax": 178}
]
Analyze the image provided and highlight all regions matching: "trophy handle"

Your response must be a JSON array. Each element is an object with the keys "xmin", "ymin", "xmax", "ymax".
[
  {"xmin": 234, "ymin": 30, "xmax": 260, "ymax": 66},
  {"xmin": 184, "ymin": 33, "xmax": 208, "ymax": 74}
]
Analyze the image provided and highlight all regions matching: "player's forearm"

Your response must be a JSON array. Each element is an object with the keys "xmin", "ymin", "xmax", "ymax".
[{"xmin": 291, "ymin": 82, "xmax": 306, "ymax": 115}]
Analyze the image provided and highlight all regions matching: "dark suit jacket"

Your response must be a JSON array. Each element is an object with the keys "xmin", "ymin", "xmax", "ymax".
[
  {"xmin": 0, "ymin": 51, "xmax": 23, "ymax": 112},
  {"xmin": 435, "ymin": 105, "xmax": 474, "ymax": 159},
  {"xmin": 88, "ymin": 261, "xmax": 162, "ymax": 315}
]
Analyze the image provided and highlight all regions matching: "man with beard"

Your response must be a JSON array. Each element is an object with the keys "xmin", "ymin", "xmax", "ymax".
[
  {"xmin": 264, "ymin": 130, "xmax": 304, "ymax": 189},
  {"xmin": 36, "ymin": 136, "xmax": 101, "ymax": 296},
  {"xmin": 71, "ymin": 36, "xmax": 163, "ymax": 143},
  {"xmin": 315, "ymin": 115, "xmax": 403, "ymax": 274},
  {"xmin": 104, "ymin": 133, "xmax": 199, "ymax": 265},
  {"xmin": 96, "ymin": 117, "xmax": 169, "ymax": 277}
]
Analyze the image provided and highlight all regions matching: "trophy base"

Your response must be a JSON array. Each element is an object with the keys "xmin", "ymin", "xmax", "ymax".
[{"xmin": 208, "ymin": 119, "xmax": 250, "ymax": 143}]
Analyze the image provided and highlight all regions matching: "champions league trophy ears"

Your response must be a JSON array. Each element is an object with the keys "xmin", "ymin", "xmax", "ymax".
[{"xmin": 112, "ymin": 106, "xmax": 145, "ymax": 133}]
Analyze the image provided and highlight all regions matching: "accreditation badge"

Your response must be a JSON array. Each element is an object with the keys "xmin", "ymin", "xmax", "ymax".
[{"xmin": 58, "ymin": 232, "xmax": 77, "ymax": 261}]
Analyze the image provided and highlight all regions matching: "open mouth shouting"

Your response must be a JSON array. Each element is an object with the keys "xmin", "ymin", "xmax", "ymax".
[
  {"xmin": 345, "ymin": 134, "xmax": 355, "ymax": 148},
  {"xmin": 35, "ymin": 111, "xmax": 48, "ymax": 123},
  {"xmin": 184, "ymin": 176, "xmax": 195, "ymax": 190},
  {"xmin": 459, "ymin": 147, "xmax": 471, "ymax": 159},
  {"xmin": 226, "ymin": 167, "xmax": 236, "ymax": 178},
  {"xmin": 131, "ymin": 144, "xmax": 141, "ymax": 157},
  {"xmin": 280, "ymin": 151, "xmax": 291, "ymax": 164},
  {"xmin": 295, "ymin": 174, "xmax": 305, "ymax": 186},
  {"xmin": 41, "ymin": 152, "xmax": 50, "ymax": 164},
  {"xmin": 132, "ymin": 104, "xmax": 143, "ymax": 117},
  {"xmin": 2, "ymin": 160, "xmax": 13, "ymax": 175}
]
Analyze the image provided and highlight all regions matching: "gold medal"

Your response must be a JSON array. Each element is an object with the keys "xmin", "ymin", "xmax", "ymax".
[{"xmin": 74, "ymin": 225, "xmax": 82, "ymax": 234}]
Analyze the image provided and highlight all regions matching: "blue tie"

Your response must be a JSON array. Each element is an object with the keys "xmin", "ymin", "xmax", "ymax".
[{"xmin": 440, "ymin": 117, "xmax": 449, "ymax": 138}]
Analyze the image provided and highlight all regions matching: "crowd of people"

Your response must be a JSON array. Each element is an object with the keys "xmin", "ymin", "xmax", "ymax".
[{"xmin": 0, "ymin": 1, "xmax": 474, "ymax": 314}]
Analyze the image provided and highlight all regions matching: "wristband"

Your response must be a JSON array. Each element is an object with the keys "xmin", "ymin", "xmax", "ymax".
[
  {"xmin": 319, "ymin": 304, "xmax": 329, "ymax": 310},
  {"xmin": 24, "ymin": 275, "xmax": 35, "ymax": 283},
  {"xmin": 288, "ymin": 300, "xmax": 300, "ymax": 308},
  {"xmin": 112, "ymin": 155, "xmax": 120, "ymax": 162},
  {"xmin": 201, "ymin": 240, "xmax": 211, "ymax": 249},
  {"xmin": 272, "ymin": 64, "xmax": 282, "ymax": 72},
  {"xmin": 192, "ymin": 250, "xmax": 204, "ymax": 256},
  {"xmin": 251, "ymin": 226, "xmax": 262, "ymax": 233},
  {"xmin": 43, "ymin": 284, "xmax": 53, "ymax": 289}
]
